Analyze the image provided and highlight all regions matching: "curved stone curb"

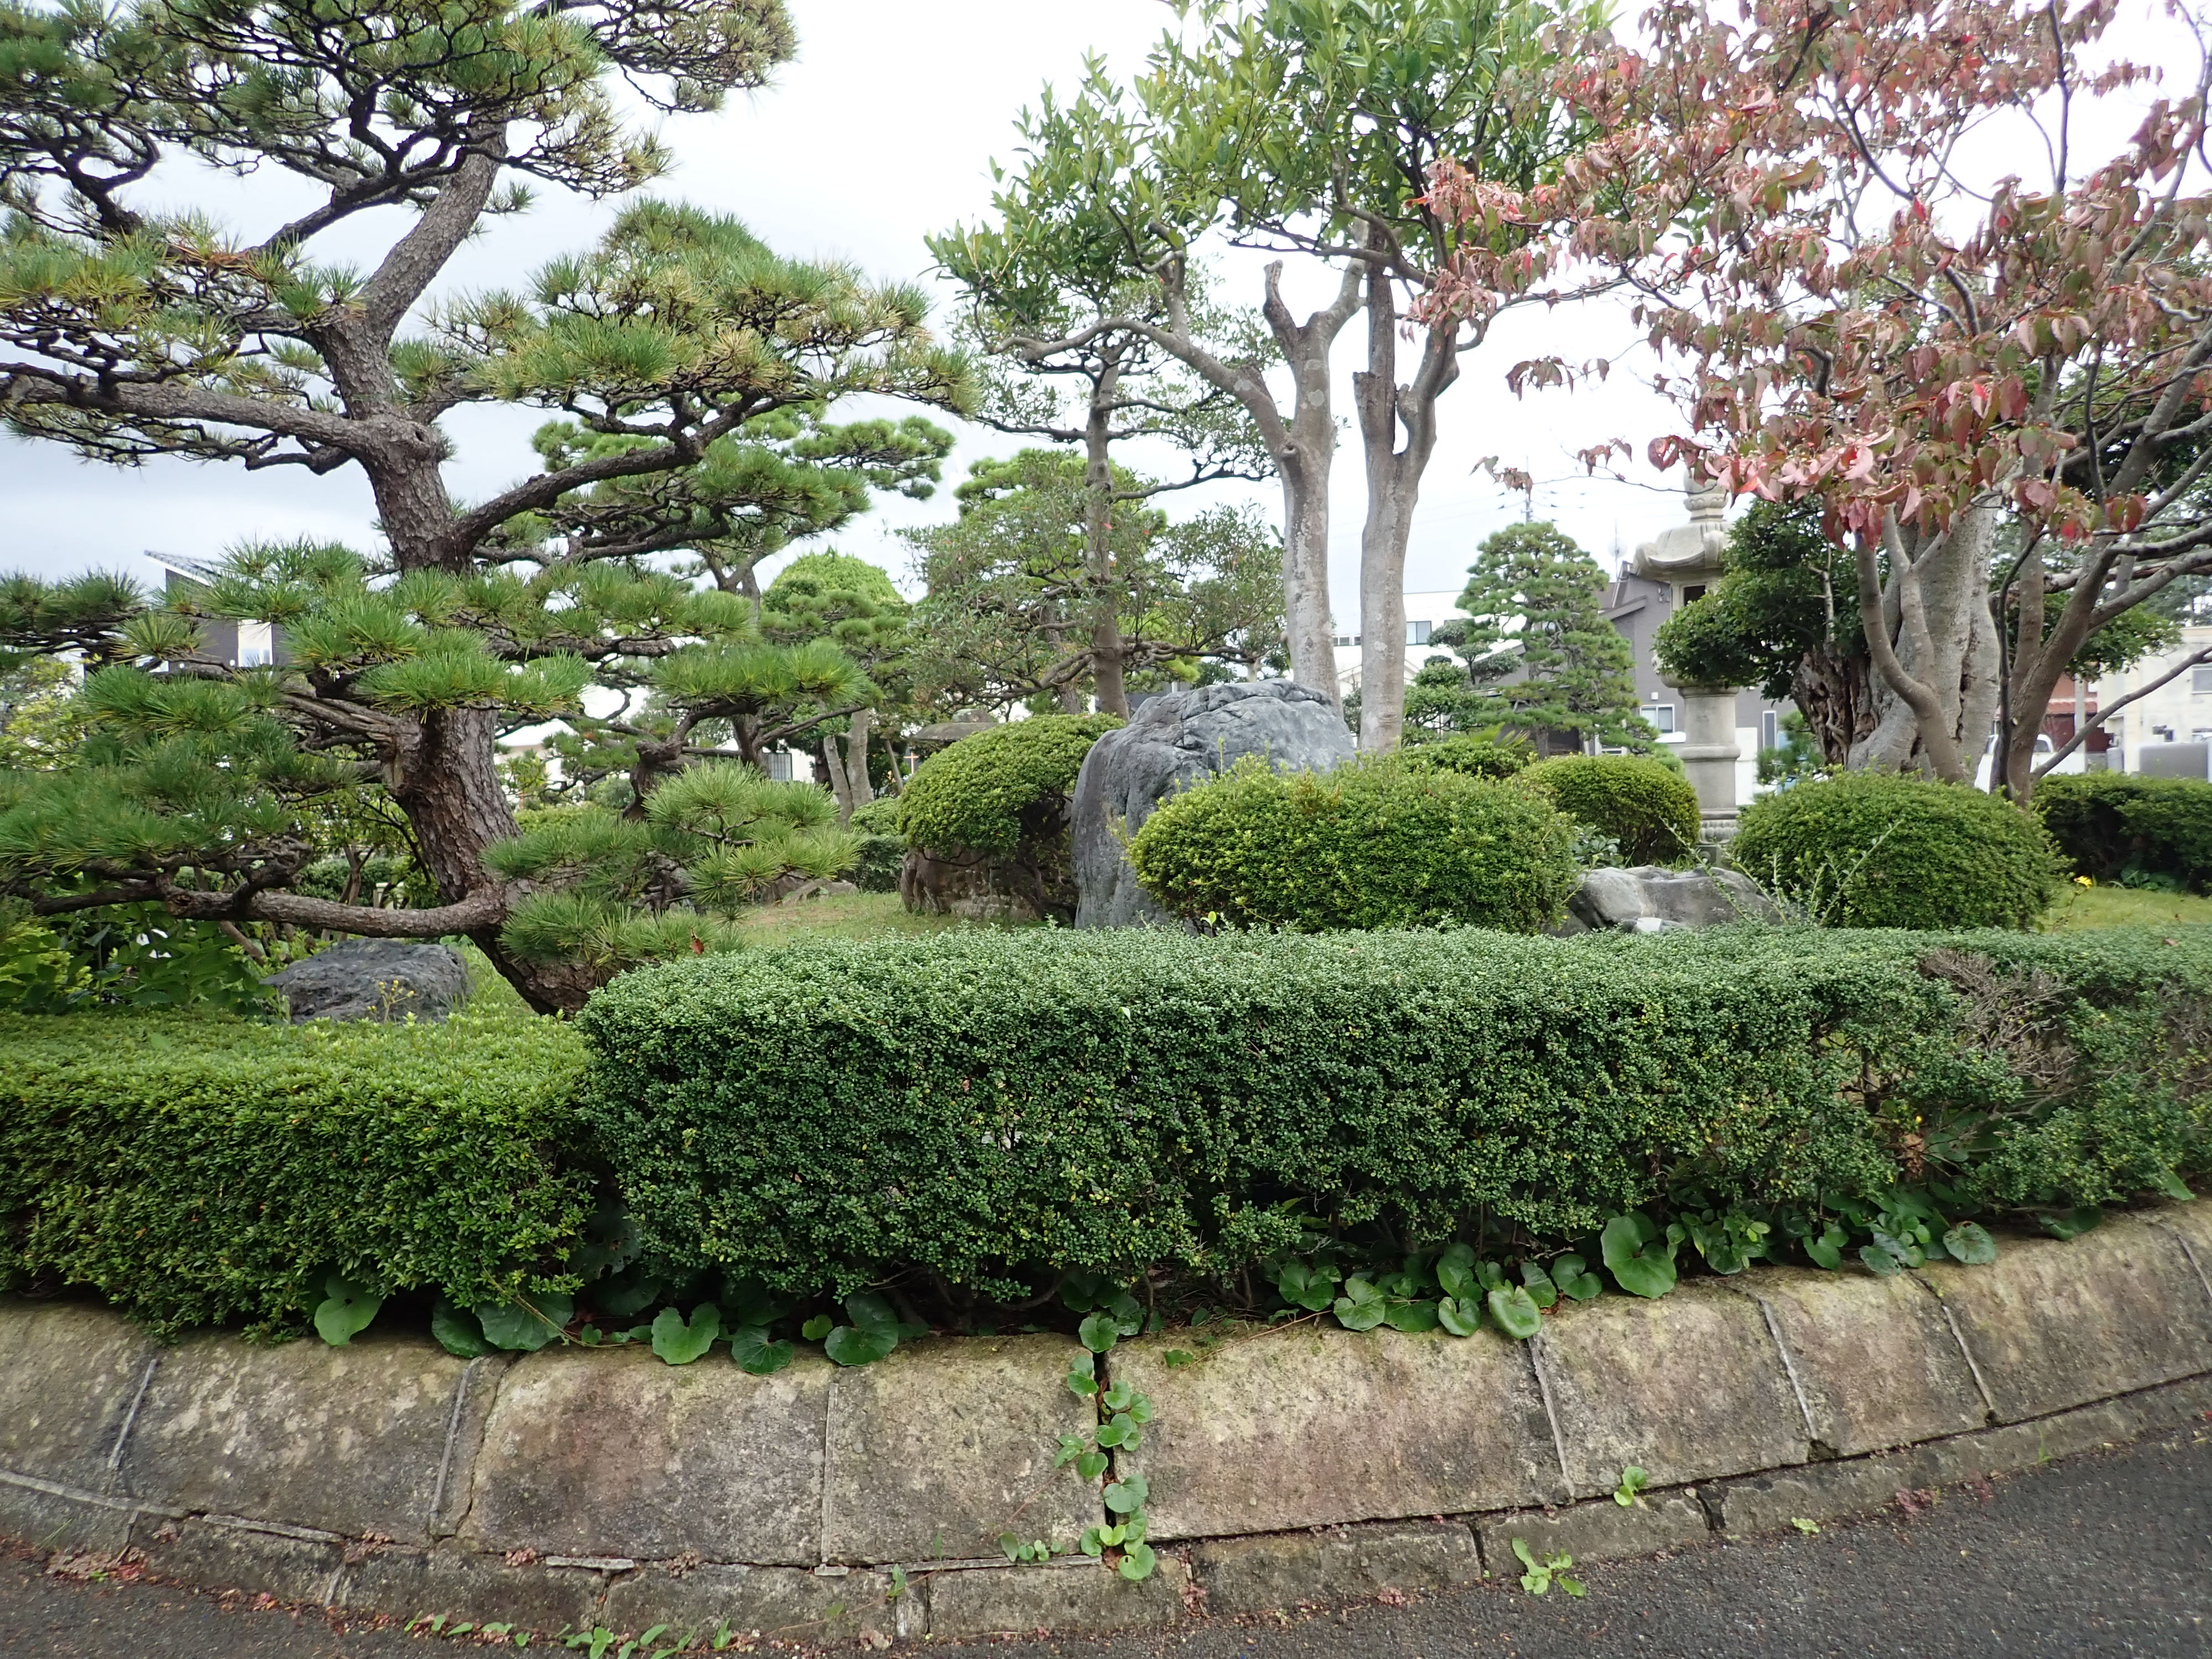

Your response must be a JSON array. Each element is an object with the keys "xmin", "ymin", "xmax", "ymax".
[{"xmin": 4, "ymin": 1206, "xmax": 2209, "ymax": 1642}]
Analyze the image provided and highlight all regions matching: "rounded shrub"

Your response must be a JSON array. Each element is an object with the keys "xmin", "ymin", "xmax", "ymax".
[
  {"xmin": 1519, "ymin": 754, "xmax": 1702, "ymax": 866},
  {"xmin": 1126, "ymin": 754, "xmax": 1579, "ymax": 933},
  {"xmin": 1733, "ymin": 771, "xmax": 2060, "ymax": 928},
  {"xmin": 896, "ymin": 714, "xmax": 1123, "ymax": 855},
  {"xmin": 1396, "ymin": 732, "xmax": 1535, "ymax": 780},
  {"xmin": 847, "ymin": 795, "xmax": 905, "ymax": 893},
  {"xmin": 2034, "ymin": 772, "xmax": 2212, "ymax": 891}
]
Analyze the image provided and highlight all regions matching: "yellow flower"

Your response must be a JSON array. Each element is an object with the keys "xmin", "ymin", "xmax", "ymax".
[{"xmin": 2073, "ymin": 875, "xmax": 2094, "ymax": 887}]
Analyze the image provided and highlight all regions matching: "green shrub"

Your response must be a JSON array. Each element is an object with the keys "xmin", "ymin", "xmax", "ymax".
[
  {"xmin": 579, "ymin": 927, "xmax": 2212, "ymax": 1302},
  {"xmin": 1520, "ymin": 754, "xmax": 1702, "ymax": 865},
  {"xmin": 1126, "ymin": 754, "xmax": 1579, "ymax": 933},
  {"xmin": 1734, "ymin": 771, "xmax": 2060, "ymax": 928},
  {"xmin": 896, "ymin": 715, "xmax": 1122, "ymax": 856},
  {"xmin": 0, "ymin": 1011, "xmax": 593, "ymax": 1337},
  {"xmin": 847, "ymin": 795, "xmax": 905, "ymax": 893},
  {"xmin": 2035, "ymin": 772, "xmax": 2212, "ymax": 891},
  {"xmin": 1396, "ymin": 732, "xmax": 1535, "ymax": 779}
]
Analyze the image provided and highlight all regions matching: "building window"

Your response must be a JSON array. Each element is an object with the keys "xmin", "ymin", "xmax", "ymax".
[
  {"xmin": 2193, "ymin": 666, "xmax": 2212, "ymax": 693},
  {"xmin": 1761, "ymin": 709, "xmax": 1778, "ymax": 750},
  {"xmin": 1640, "ymin": 703, "xmax": 1676, "ymax": 734},
  {"xmin": 1334, "ymin": 634, "xmax": 1361, "ymax": 648},
  {"xmin": 1407, "ymin": 620, "xmax": 1431, "ymax": 646},
  {"xmin": 237, "ymin": 620, "xmax": 274, "ymax": 667},
  {"xmin": 1682, "ymin": 585, "xmax": 1707, "ymax": 603}
]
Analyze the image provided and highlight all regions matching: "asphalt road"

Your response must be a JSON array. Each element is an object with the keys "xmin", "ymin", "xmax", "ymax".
[{"xmin": 2, "ymin": 1426, "xmax": 2207, "ymax": 1659}]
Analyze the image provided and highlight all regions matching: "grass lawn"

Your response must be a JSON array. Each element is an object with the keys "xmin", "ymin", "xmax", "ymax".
[
  {"xmin": 2039, "ymin": 882, "xmax": 2212, "ymax": 932},
  {"xmin": 735, "ymin": 888, "xmax": 1031, "ymax": 943}
]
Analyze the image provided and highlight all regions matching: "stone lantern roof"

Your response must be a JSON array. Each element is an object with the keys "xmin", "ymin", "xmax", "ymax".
[{"xmin": 1632, "ymin": 477, "xmax": 1730, "ymax": 586}]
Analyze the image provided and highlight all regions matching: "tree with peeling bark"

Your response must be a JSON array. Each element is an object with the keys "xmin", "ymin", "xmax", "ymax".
[
  {"xmin": 935, "ymin": 70, "xmax": 1356, "ymax": 704},
  {"xmin": 0, "ymin": 0, "xmax": 972, "ymax": 1013},
  {"xmin": 1139, "ymin": 0, "xmax": 1613, "ymax": 751},
  {"xmin": 1427, "ymin": 0, "xmax": 2212, "ymax": 799}
]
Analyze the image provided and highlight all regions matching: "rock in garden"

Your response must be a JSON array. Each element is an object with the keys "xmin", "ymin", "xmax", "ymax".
[
  {"xmin": 1072, "ymin": 682, "xmax": 1357, "ymax": 928},
  {"xmin": 1553, "ymin": 865, "xmax": 1782, "ymax": 935},
  {"xmin": 263, "ymin": 938, "xmax": 472, "ymax": 1022}
]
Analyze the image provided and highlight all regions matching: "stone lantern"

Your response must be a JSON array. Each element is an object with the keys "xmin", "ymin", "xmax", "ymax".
[{"xmin": 1634, "ymin": 478, "xmax": 1741, "ymax": 832}]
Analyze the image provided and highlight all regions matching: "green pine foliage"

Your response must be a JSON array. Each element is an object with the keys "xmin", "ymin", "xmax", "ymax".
[
  {"xmin": 1437, "ymin": 522, "xmax": 1651, "ymax": 753},
  {"xmin": 0, "ymin": 1011, "xmax": 593, "ymax": 1339},
  {"xmin": 1520, "ymin": 755, "xmax": 1702, "ymax": 867},
  {"xmin": 1734, "ymin": 773, "xmax": 2063, "ymax": 928},
  {"xmin": 578, "ymin": 927, "xmax": 2212, "ymax": 1302},
  {"xmin": 1126, "ymin": 754, "xmax": 1579, "ymax": 932},
  {"xmin": 2035, "ymin": 773, "xmax": 2212, "ymax": 892}
]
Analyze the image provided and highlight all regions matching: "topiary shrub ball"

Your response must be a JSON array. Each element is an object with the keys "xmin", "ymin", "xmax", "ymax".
[
  {"xmin": 1126, "ymin": 754, "xmax": 1579, "ymax": 933},
  {"xmin": 1520, "ymin": 754, "xmax": 1702, "ymax": 867},
  {"xmin": 896, "ymin": 714, "xmax": 1123, "ymax": 856},
  {"xmin": 1733, "ymin": 770, "xmax": 2060, "ymax": 928},
  {"xmin": 1395, "ymin": 732, "xmax": 1536, "ymax": 780}
]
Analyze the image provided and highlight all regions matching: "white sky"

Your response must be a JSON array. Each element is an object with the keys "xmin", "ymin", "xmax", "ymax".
[{"xmin": 0, "ymin": 0, "xmax": 2184, "ymax": 627}]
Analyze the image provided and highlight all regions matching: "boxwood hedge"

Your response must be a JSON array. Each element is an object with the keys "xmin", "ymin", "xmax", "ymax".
[
  {"xmin": 2036, "ymin": 771, "xmax": 2212, "ymax": 891},
  {"xmin": 0, "ymin": 1010, "xmax": 593, "ymax": 1337},
  {"xmin": 578, "ymin": 926, "xmax": 2212, "ymax": 1302}
]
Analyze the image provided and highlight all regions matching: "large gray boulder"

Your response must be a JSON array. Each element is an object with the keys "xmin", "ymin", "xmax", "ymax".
[
  {"xmin": 1552, "ymin": 864, "xmax": 1781, "ymax": 935},
  {"xmin": 1072, "ymin": 682, "xmax": 1355, "ymax": 928},
  {"xmin": 263, "ymin": 938, "xmax": 472, "ymax": 1022}
]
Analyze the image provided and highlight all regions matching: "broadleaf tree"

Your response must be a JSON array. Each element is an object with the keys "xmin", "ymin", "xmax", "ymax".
[{"xmin": 0, "ymin": 0, "xmax": 971, "ymax": 1013}]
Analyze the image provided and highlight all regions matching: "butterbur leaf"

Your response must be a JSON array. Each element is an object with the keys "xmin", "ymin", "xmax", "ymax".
[
  {"xmin": 824, "ymin": 1323, "xmax": 897, "ymax": 1366},
  {"xmin": 1437, "ymin": 1295, "xmax": 1483, "ymax": 1337},
  {"xmin": 1436, "ymin": 1241, "xmax": 1477, "ymax": 1301},
  {"xmin": 2151, "ymin": 1168, "xmax": 2195, "ymax": 1203},
  {"xmin": 1078, "ymin": 1312, "xmax": 1120, "ymax": 1353},
  {"xmin": 1475, "ymin": 1258, "xmax": 1506, "ymax": 1292},
  {"xmin": 844, "ymin": 1292, "xmax": 898, "ymax": 1334},
  {"xmin": 476, "ymin": 1292, "xmax": 572, "ymax": 1352},
  {"xmin": 801, "ymin": 1315, "xmax": 834, "ymax": 1342},
  {"xmin": 1487, "ymin": 1285, "xmax": 1543, "ymax": 1340},
  {"xmin": 2038, "ymin": 1205, "xmax": 2104, "ymax": 1240},
  {"xmin": 1803, "ymin": 1223, "xmax": 1846, "ymax": 1271},
  {"xmin": 1941, "ymin": 1223, "xmax": 1997, "ymax": 1266},
  {"xmin": 1870, "ymin": 1227, "xmax": 1924, "ymax": 1270},
  {"xmin": 728, "ymin": 1323, "xmax": 795, "ymax": 1376},
  {"xmin": 1858, "ymin": 1243, "xmax": 1902, "ymax": 1277},
  {"xmin": 314, "ymin": 1276, "xmax": 382, "ymax": 1347},
  {"xmin": 1118, "ymin": 1540, "xmax": 1157, "ymax": 1581},
  {"xmin": 1278, "ymin": 1260, "xmax": 1339, "ymax": 1312},
  {"xmin": 1332, "ymin": 1276, "xmax": 1387, "ymax": 1332},
  {"xmin": 1600, "ymin": 1213, "xmax": 1678, "ymax": 1299},
  {"xmin": 1553, "ymin": 1254, "xmax": 1603, "ymax": 1302},
  {"xmin": 431, "ymin": 1296, "xmax": 492, "ymax": 1359},
  {"xmin": 1104, "ymin": 1289, "xmax": 1145, "ymax": 1335},
  {"xmin": 1384, "ymin": 1298, "xmax": 1442, "ymax": 1333},
  {"xmin": 1076, "ymin": 1451, "xmax": 1109, "ymax": 1481},
  {"xmin": 1520, "ymin": 1262, "xmax": 1558, "ymax": 1308},
  {"xmin": 651, "ymin": 1303, "xmax": 720, "ymax": 1366},
  {"xmin": 591, "ymin": 1266, "xmax": 664, "ymax": 1319}
]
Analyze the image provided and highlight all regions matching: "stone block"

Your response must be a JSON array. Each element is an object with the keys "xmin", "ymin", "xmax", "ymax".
[
  {"xmin": 0, "ymin": 1475, "xmax": 141, "ymax": 1556},
  {"xmin": 118, "ymin": 1331, "xmax": 482, "ymax": 1545},
  {"xmin": 333, "ymin": 1544, "xmax": 607, "ymax": 1631},
  {"xmin": 922, "ymin": 1557, "xmax": 1187, "ymax": 1639},
  {"xmin": 1473, "ymin": 1493, "xmax": 1709, "ymax": 1571},
  {"xmin": 1191, "ymin": 1522, "xmax": 1480, "ymax": 1614},
  {"xmin": 1113, "ymin": 1327, "xmax": 1557, "ymax": 1541},
  {"xmin": 460, "ymin": 1344, "xmax": 826, "ymax": 1565},
  {"xmin": 1732, "ymin": 1270, "xmax": 1987, "ymax": 1455},
  {"xmin": 1717, "ymin": 1458, "xmax": 1923, "ymax": 1536},
  {"xmin": 603, "ymin": 1565, "xmax": 913, "ymax": 1645},
  {"xmin": 1915, "ymin": 1217, "xmax": 2212, "ymax": 1423},
  {"xmin": 129, "ymin": 1516, "xmax": 343, "ymax": 1605},
  {"xmin": 2149, "ymin": 1205, "xmax": 2212, "ymax": 1310},
  {"xmin": 1535, "ymin": 1282, "xmax": 1807, "ymax": 1498},
  {"xmin": 823, "ymin": 1334, "xmax": 1093, "ymax": 1564},
  {"xmin": 0, "ymin": 1302, "xmax": 159, "ymax": 1486}
]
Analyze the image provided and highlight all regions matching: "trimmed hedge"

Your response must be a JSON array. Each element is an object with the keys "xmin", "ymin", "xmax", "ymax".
[
  {"xmin": 1520, "ymin": 754, "xmax": 1702, "ymax": 865},
  {"xmin": 847, "ymin": 794, "xmax": 905, "ymax": 893},
  {"xmin": 1125, "ymin": 755, "xmax": 1579, "ymax": 933},
  {"xmin": 1396, "ymin": 733, "xmax": 1534, "ymax": 779},
  {"xmin": 896, "ymin": 715, "xmax": 1121, "ymax": 857},
  {"xmin": 578, "ymin": 927, "xmax": 2212, "ymax": 1302},
  {"xmin": 1734, "ymin": 771, "xmax": 2061, "ymax": 928},
  {"xmin": 2036, "ymin": 772, "xmax": 2212, "ymax": 891},
  {"xmin": 0, "ymin": 1011, "xmax": 592, "ymax": 1338}
]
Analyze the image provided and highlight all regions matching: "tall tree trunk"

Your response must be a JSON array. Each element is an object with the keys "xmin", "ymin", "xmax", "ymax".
[
  {"xmin": 1086, "ymin": 350, "xmax": 1130, "ymax": 717},
  {"xmin": 1791, "ymin": 643, "xmax": 1877, "ymax": 766},
  {"xmin": 1849, "ymin": 505, "xmax": 2000, "ymax": 780},
  {"xmin": 1352, "ymin": 261, "xmax": 1458, "ymax": 753},
  {"xmin": 845, "ymin": 707, "xmax": 875, "ymax": 811}
]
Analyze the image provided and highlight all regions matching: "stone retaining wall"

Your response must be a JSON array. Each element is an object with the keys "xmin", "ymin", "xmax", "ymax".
[{"xmin": 5, "ymin": 1207, "xmax": 2211, "ymax": 1643}]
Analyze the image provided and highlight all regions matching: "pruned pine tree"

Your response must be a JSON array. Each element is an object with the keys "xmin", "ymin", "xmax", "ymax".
[
  {"xmin": 1437, "ymin": 522, "xmax": 1648, "ymax": 755},
  {"xmin": 0, "ymin": 0, "xmax": 969, "ymax": 1013}
]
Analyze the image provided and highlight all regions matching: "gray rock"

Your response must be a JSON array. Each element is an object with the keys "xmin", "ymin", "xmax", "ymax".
[
  {"xmin": 1072, "ymin": 682, "xmax": 1355, "ymax": 928},
  {"xmin": 1553, "ymin": 864, "xmax": 1781, "ymax": 935},
  {"xmin": 263, "ymin": 938, "xmax": 471, "ymax": 1022}
]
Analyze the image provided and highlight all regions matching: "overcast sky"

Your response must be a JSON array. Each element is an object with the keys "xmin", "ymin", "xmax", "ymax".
[{"xmin": 0, "ymin": 0, "xmax": 2180, "ymax": 624}]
